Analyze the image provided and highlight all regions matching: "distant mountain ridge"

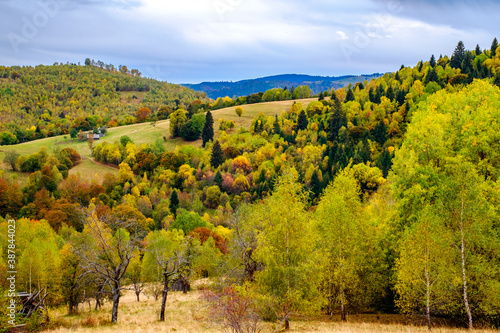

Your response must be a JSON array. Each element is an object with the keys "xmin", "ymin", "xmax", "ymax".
[{"xmin": 182, "ymin": 73, "xmax": 384, "ymax": 99}]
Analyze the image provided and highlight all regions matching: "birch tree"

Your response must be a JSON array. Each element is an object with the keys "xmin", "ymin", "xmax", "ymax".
[
  {"xmin": 253, "ymin": 172, "xmax": 320, "ymax": 330},
  {"xmin": 314, "ymin": 171, "xmax": 373, "ymax": 321},
  {"xmin": 142, "ymin": 229, "xmax": 187, "ymax": 321}
]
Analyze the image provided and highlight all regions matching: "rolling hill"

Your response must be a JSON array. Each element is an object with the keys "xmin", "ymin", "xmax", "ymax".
[{"xmin": 0, "ymin": 63, "xmax": 211, "ymax": 145}]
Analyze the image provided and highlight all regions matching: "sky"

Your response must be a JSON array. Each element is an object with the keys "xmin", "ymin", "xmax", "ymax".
[{"xmin": 0, "ymin": 0, "xmax": 499, "ymax": 84}]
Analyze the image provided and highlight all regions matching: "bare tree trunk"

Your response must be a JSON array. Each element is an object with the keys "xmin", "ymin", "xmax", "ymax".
[
  {"xmin": 95, "ymin": 296, "xmax": 101, "ymax": 311},
  {"xmin": 328, "ymin": 295, "xmax": 334, "ymax": 319},
  {"xmin": 160, "ymin": 274, "xmax": 169, "ymax": 321},
  {"xmin": 69, "ymin": 293, "xmax": 79, "ymax": 314},
  {"xmin": 135, "ymin": 291, "xmax": 140, "ymax": 302},
  {"xmin": 425, "ymin": 268, "xmax": 431, "ymax": 330},
  {"xmin": 284, "ymin": 318, "xmax": 290, "ymax": 330},
  {"xmin": 460, "ymin": 199, "xmax": 473, "ymax": 330},
  {"xmin": 111, "ymin": 283, "xmax": 120, "ymax": 323},
  {"xmin": 95, "ymin": 284, "xmax": 104, "ymax": 311},
  {"xmin": 340, "ymin": 288, "xmax": 346, "ymax": 322}
]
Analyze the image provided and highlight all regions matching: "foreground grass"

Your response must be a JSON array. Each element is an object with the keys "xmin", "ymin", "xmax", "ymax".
[{"xmin": 45, "ymin": 289, "xmax": 498, "ymax": 333}]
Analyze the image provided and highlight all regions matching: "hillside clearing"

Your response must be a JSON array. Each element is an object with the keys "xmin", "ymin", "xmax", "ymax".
[{"xmin": 0, "ymin": 98, "xmax": 317, "ymax": 181}]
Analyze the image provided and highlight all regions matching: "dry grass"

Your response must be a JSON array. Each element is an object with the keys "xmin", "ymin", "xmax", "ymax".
[
  {"xmin": 48, "ymin": 289, "xmax": 218, "ymax": 333},
  {"xmin": 68, "ymin": 158, "xmax": 119, "ymax": 183},
  {"xmin": 212, "ymin": 98, "xmax": 319, "ymax": 134},
  {"xmin": 45, "ymin": 288, "xmax": 498, "ymax": 333}
]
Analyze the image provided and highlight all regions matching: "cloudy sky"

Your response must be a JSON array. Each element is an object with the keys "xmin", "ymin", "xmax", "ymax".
[{"xmin": 0, "ymin": 0, "xmax": 498, "ymax": 83}]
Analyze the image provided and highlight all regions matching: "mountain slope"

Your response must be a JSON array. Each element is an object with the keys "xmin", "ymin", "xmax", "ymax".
[{"xmin": 182, "ymin": 73, "xmax": 383, "ymax": 99}]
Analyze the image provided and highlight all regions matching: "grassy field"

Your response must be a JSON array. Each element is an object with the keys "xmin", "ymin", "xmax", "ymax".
[
  {"xmin": 0, "ymin": 98, "xmax": 317, "ymax": 182},
  {"xmin": 45, "ymin": 288, "xmax": 498, "ymax": 333},
  {"xmin": 212, "ymin": 97, "xmax": 319, "ymax": 132},
  {"xmin": 68, "ymin": 158, "xmax": 119, "ymax": 183}
]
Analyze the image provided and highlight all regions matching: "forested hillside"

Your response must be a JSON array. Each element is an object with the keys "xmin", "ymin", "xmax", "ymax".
[
  {"xmin": 1, "ymin": 39, "xmax": 500, "ymax": 331},
  {"xmin": 0, "ymin": 61, "xmax": 210, "ymax": 145},
  {"xmin": 183, "ymin": 73, "xmax": 383, "ymax": 99}
]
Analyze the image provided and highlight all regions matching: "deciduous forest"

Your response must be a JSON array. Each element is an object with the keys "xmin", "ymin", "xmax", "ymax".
[{"xmin": 1, "ymin": 39, "xmax": 500, "ymax": 331}]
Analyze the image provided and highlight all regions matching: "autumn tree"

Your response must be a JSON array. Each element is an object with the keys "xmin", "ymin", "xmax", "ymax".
[
  {"xmin": 169, "ymin": 108, "xmax": 188, "ymax": 138},
  {"xmin": 253, "ymin": 172, "xmax": 320, "ymax": 330},
  {"xmin": 136, "ymin": 107, "xmax": 152, "ymax": 122},
  {"xmin": 0, "ymin": 218, "xmax": 62, "ymax": 304},
  {"xmin": 391, "ymin": 81, "xmax": 500, "ymax": 328},
  {"xmin": 142, "ymin": 229, "xmax": 187, "ymax": 321},
  {"xmin": 235, "ymin": 106, "xmax": 244, "ymax": 117},
  {"xmin": 3, "ymin": 150, "xmax": 19, "ymax": 171},
  {"xmin": 125, "ymin": 251, "xmax": 144, "ymax": 301},
  {"xmin": 395, "ymin": 207, "xmax": 455, "ymax": 330},
  {"xmin": 60, "ymin": 241, "xmax": 93, "ymax": 314},
  {"xmin": 314, "ymin": 171, "xmax": 373, "ymax": 321},
  {"xmin": 72, "ymin": 208, "xmax": 146, "ymax": 323}
]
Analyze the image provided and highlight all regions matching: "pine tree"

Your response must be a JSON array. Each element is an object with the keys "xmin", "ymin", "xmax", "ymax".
[
  {"xmin": 429, "ymin": 54, "xmax": 436, "ymax": 68},
  {"xmin": 494, "ymin": 72, "xmax": 500, "ymax": 88},
  {"xmin": 202, "ymin": 111, "xmax": 214, "ymax": 147},
  {"xmin": 425, "ymin": 67, "xmax": 438, "ymax": 84},
  {"xmin": 297, "ymin": 110, "xmax": 308, "ymax": 131},
  {"xmin": 310, "ymin": 169, "xmax": 322, "ymax": 200},
  {"xmin": 461, "ymin": 52, "xmax": 474, "ymax": 80},
  {"xmin": 373, "ymin": 120, "xmax": 387, "ymax": 146},
  {"xmin": 331, "ymin": 89, "xmax": 337, "ymax": 101},
  {"xmin": 345, "ymin": 88, "xmax": 355, "ymax": 102},
  {"xmin": 491, "ymin": 37, "xmax": 498, "ymax": 57},
  {"xmin": 213, "ymin": 170, "xmax": 223, "ymax": 188},
  {"xmin": 386, "ymin": 86, "xmax": 394, "ymax": 101},
  {"xmin": 273, "ymin": 114, "xmax": 281, "ymax": 135},
  {"xmin": 210, "ymin": 140, "xmax": 224, "ymax": 169},
  {"xmin": 475, "ymin": 44, "xmax": 482, "ymax": 55},
  {"xmin": 395, "ymin": 71, "xmax": 400, "ymax": 81},
  {"xmin": 328, "ymin": 107, "xmax": 347, "ymax": 141},
  {"xmin": 377, "ymin": 149, "xmax": 392, "ymax": 178},
  {"xmin": 359, "ymin": 139, "xmax": 371, "ymax": 163},
  {"xmin": 450, "ymin": 41, "xmax": 466, "ymax": 69},
  {"xmin": 169, "ymin": 190, "xmax": 179, "ymax": 216}
]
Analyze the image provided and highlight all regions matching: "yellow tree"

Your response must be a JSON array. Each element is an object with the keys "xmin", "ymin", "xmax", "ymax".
[
  {"xmin": 235, "ymin": 106, "xmax": 244, "ymax": 117},
  {"xmin": 169, "ymin": 108, "xmax": 187, "ymax": 138},
  {"xmin": 72, "ymin": 209, "xmax": 146, "ymax": 323},
  {"xmin": 392, "ymin": 81, "xmax": 500, "ymax": 329},
  {"xmin": 395, "ymin": 206, "xmax": 456, "ymax": 330},
  {"xmin": 142, "ymin": 229, "xmax": 186, "ymax": 321},
  {"xmin": 253, "ymin": 172, "xmax": 320, "ymax": 330},
  {"xmin": 314, "ymin": 171, "xmax": 373, "ymax": 321}
]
